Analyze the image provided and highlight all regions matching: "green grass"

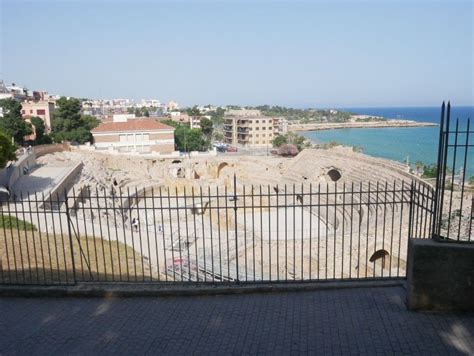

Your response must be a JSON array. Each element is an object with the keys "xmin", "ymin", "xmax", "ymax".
[
  {"xmin": 0, "ymin": 215, "xmax": 37, "ymax": 231},
  {"xmin": 0, "ymin": 229, "xmax": 157, "ymax": 284}
]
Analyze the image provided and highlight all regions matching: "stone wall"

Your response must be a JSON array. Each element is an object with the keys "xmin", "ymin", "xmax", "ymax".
[
  {"xmin": 34, "ymin": 143, "xmax": 71, "ymax": 157},
  {"xmin": 0, "ymin": 152, "xmax": 37, "ymax": 192},
  {"xmin": 41, "ymin": 162, "xmax": 83, "ymax": 210},
  {"xmin": 406, "ymin": 238, "xmax": 474, "ymax": 311},
  {"xmin": 150, "ymin": 143, "xmax": 175, "ymax": 153}
]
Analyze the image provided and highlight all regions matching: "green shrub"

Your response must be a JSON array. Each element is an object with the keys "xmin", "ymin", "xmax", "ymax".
[{"xmin": 0, "ymin": 215, "xmax": 37, "ymax": 231}]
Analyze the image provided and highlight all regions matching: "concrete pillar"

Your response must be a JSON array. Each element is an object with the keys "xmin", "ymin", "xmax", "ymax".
[{"xmin": 406, "ymin": 238, "xmax": 474, "ymax": 311}]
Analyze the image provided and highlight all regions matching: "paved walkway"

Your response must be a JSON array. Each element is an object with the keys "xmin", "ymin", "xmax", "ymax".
[{"xmin": 1, "ymin": 286, "xmax": 473, "ymax": 355}]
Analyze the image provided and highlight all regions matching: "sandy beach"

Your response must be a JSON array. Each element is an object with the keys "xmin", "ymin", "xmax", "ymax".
[{"xmin": 289, "ymin": 119, "xmax": 437, "ymax": 132}]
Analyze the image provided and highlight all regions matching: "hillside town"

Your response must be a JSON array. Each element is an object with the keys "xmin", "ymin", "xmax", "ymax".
[
  {"xmin": 0, "ymin": 79, "xmax": 294, "ymax": 155},
  {"xmin": 0, "ymin": 79, "xmax": 436, "ymax": 160}
]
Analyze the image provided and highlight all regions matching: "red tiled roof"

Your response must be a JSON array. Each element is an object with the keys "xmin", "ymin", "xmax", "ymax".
[{"xmin": 91, "ymin": 119, "xmax": 175, "ymax": 133}]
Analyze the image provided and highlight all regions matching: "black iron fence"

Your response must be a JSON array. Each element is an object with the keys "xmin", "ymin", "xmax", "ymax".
[
  {"xmin": 2, "ymin": 103, "xmax": 472, "ymax": 287},
  {"xmin": 0, "ymin": 178, "xmax": 433, "ymax": 285},
  {"xmin": 432, "ymin": 102, "xmax": 473, "ymax": 242}
]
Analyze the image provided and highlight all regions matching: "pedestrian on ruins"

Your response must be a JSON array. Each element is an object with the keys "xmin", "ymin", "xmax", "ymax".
[{"xmin": 132, "ymin": 217, "xmax": 139, "ymax": 232}]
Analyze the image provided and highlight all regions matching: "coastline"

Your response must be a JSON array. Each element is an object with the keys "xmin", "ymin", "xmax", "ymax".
[{"xmin": 288, "ymin": 119, "xmax": 437, "ymax": 132}]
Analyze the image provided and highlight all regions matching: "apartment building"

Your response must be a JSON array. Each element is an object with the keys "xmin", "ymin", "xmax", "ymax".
[
  {"xmin": 190, "ymin": 115, "xmax": 212, "ymax": 129},
  {"xmin": 223, "ymin": 116, "xmax": 287, "ymax": 147},
  {"xmin": 190, "ymin": 116, "xmax": 202, "ymax": 129},
  {"xmin": 21, "ymin": 100, "xmax": 55, "ymax": 132},
  {"xmin": 91, "ymin": 118, "xmax": 175, "ymax": 154}
]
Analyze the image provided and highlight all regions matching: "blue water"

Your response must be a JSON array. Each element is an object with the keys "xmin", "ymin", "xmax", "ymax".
[{"xmin": 301, "ymin": 106, "xmax": 474, "ymax": 175}]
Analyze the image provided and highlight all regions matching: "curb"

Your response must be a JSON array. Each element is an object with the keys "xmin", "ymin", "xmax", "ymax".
[{"xmin": 0, "ymin": 279, "xmax": 405, "ymax": 298}]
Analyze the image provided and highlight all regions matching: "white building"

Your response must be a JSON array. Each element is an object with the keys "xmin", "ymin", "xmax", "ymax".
[
  {"xmin": 91, "ymin": 117, "xmax": 176, "ymax": 154},
  {"xmin": 190, "ymin": 115, "xmax": 212, "ymax": 129}
]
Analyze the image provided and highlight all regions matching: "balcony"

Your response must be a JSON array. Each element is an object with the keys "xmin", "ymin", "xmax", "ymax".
[{"xmin": 223, "ymin": 125, "xmax": 234, "ymax": 132}]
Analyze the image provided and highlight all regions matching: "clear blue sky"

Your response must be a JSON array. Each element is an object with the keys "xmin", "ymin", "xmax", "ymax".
[{"xmin": 1, "ymin": 0, "xmax": 473, "ymax": 107}]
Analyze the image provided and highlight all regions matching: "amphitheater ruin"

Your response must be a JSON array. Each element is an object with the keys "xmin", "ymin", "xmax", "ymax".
[{"xmin": 1, "ymin": 145, "xmax": 447, "ymax": 283}]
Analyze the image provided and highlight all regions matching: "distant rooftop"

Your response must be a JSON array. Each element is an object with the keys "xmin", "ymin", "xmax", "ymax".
[
  {"xmin": 91, "ymin": 118, "xmax": 174, "ymax": 133},
  {"xmin": 225, "ymin": 109, "xmax": 261, "ymax": 117},
  {"xmin": 225, "ymin": 115, "xmax": 283, "ymax": 120}
]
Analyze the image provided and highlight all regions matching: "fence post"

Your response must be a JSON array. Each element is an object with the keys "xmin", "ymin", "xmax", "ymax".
[
  {"xmin": 408, "ymin": 182, "xmax": 414, "ymax": 239},
  {"xmin": 233, "ymin": 174, "xmax": 239, "ymax": 282},
  {"xmin": 437, "ymin": 102, "xmax": 451, "ymax": 237},
  {"xmin": 432, "ymin": 102, "xmax": 446, "ymax": 238},
  {"xmin": 64, "ymin": 190, "xmax": 77, "ymax": 284}
]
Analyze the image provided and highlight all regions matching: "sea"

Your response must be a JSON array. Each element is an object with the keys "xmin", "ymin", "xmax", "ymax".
[{"xmin": 300, "ymin": 106, "xmax": 474, "ymax": 175}]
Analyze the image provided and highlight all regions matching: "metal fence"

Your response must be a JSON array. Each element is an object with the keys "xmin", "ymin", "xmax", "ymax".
[
  {"xmin": 432, "ymin": 102, "xmax": 473, "ymax": 242},
  {"xmin": 0, "ymin": 178, "xmax": 433, "ymax": 285},
  {"xmin": 3, "ymin": 103, "xmax": 472, "ymax": 286}
]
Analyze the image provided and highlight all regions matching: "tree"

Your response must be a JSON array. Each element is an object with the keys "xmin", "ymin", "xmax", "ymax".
[
  {"xmin": 80, "ymin": 115, "xmax": 100, "ymax": 130},
  {"xmin": 144, "ymin": 110, "xmax": 150, "ymax": 117},
  {"xmin": 0, "ymin": 98, "xmax": 32, "ymax": 143},
  {"xmin": 421, "ymin": 164, "xmax": 438, "ymax": 178},
  {"xmin": 186, "ymin": 106, "xmax": 201, "ymax": 116},
  {"xmin": 209, "ymin": 107, "xmax": 226, "ymax": 126},
  {"xmin": 212, "ymin": 131, "xmax": 224, "ymax": 142},
  {"xmin": 200, "ymin": 118, "xmax": 213, "ymax": 139},
  {"xmin": 38, "ymin": 135, "xmax": 53, "ymax": 144},
  {"xmin": 53, "ymin": 97, "xmax": 82, "ymax": 125},
  {"xmin": 30, "ymin": 116, "xmax": 45, "ymax": 141},
  {"xmin": 272, "ymin": 135, "xmax": 287, "ymax": 147},
  {"xmin": 0, "ymin": 131, "xmax": 16, "ymax": 168},
  {"xmin": 286, "ymin": 132, "xmax": 307, "ymax": 151},
  {"xmin": 161, "ymin": 119, "xmax": 179, "ymax": 128},
  {"xmin": 52, "ymin": 97, "xmax": 99, "ymax": 144},
  {"xmin": 271, "ymin": 132, "xmax": 308, "ymax": 150},
  {"xmin": 174, "ymin": 125, "xmax": 208, "ymax": 152}
]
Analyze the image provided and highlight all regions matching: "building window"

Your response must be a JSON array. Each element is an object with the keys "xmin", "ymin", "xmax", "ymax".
[
  {"xmin": 262, "ymin": 127, "xmax": 266, "ymax": 130},
  {"xmin": 36, "ymin": 109, "xmax": 46, "ymax": 115},
  {"xmin": 261, "ymin": 120, "xmax": 266, "ymax": 123},
  {"xmin": 21, "ymin": 110, "xmax": 25, "ymax": 114},
  {"xmin": 30, "ymin": 110, "xmax": 33, "ymax": 114},
  {"xmin": 255, "ymin": 120, "xmax": 259, "ymax": 123}
]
